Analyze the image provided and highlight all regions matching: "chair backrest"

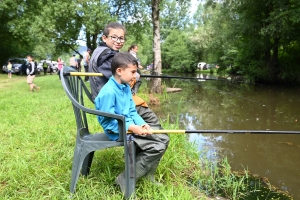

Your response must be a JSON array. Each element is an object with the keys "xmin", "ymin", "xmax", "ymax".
[{"xmin": 60, "ymin": 67, "xmax": 127, "ymax": 142}]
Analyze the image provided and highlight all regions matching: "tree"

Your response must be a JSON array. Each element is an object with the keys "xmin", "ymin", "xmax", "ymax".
[
  {"xmin": 0, "ymin": 0, "xmax": 37, "ymax": 64},
  {"xmin": 150, "ymin": 0, "xmax": 162, "ymax": 93},
  {"xmin": 150, "ymin": 0, "xmax": 192, "ymax": 93}
]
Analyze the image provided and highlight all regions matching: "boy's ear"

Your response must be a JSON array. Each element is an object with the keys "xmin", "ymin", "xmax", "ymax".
[
  {"xmin": 102, "ymin": 35, "xmax": 107, "ymax": 42},
  {"xmin": 116, "ymin": 68, "xmax": 122, "ymax": 75}
]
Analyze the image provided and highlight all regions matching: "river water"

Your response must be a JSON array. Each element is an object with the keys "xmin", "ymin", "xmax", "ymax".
[{"xmin": 146, "ymin": 72, "xmax": 300, "ymax": 199}]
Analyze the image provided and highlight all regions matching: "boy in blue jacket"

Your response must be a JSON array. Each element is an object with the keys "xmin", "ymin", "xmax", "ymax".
[{"xmin": 95, "ymin": 53, "xmax": 151, "ymax": 139}]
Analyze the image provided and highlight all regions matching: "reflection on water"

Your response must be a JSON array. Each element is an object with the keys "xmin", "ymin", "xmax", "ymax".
[{"xmin": 147, "ymin": 72, "xmax": 300, "ymax": 199}]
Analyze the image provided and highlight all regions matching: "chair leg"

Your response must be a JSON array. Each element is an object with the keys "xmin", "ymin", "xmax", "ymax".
[
  {"xmin": 124, "ymin": 140, "xmax": 136, "ymax": 199},
  {"xmin": 81, "ymin": 151, "xmax": 95, "ymax": 176},
  {"xmin": 70, "ymin": 144, "xmax": 94, "ymax": 193},
  {"xmin": 70, "ymin": 149, "xmax": 85, "ymax": 193}
]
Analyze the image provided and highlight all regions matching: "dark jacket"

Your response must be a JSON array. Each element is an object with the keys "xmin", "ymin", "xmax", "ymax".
[{"xmin": 89, "ymin": 42, "xmax": 118, "ymax": 101}]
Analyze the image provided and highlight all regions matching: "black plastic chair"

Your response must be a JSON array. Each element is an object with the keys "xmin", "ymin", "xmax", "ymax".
[{"xmin": 61, "ymin": 67, "xmax": 136, "ymax": 198}]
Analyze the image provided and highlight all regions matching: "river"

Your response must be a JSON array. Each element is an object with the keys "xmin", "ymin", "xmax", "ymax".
[{"xmin": 145, "ymin": 72, "xmax": 300, "ymax": 199}]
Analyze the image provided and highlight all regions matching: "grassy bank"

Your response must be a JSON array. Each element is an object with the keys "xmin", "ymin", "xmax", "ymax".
[
  {"xmin": 0, "ymin": 73, "xmax": 293, "ymax": 200},
  {"xmin": 0, "ymin": 74, "xmax": 209, "ymax": 199}
]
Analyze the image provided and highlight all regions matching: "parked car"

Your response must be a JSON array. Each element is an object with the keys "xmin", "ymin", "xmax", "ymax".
[
  {"xmin": 37, "ymin": 60, "xmax": 58, "ymax": 73},
  {"xmin": 203, "ymin": 64, "xmax": 217, "ymax": 70},
  {"xmin": 2, "ymin": 58, "xmax": 27, "ymax": 75},
  {"xmin": 203, "ymin": 64, "xmax": 209, "ymax": 70}
]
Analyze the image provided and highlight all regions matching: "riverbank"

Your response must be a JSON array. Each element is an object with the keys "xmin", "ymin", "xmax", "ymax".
[{"xmin": 0, "ymin": 74, "xmax": 217, "ymax": 199}]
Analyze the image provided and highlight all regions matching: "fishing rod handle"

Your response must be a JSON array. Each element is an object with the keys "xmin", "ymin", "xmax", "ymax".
[{"xmin": 63, "ymin": 72, "xmax": 103, "ymax": 76}]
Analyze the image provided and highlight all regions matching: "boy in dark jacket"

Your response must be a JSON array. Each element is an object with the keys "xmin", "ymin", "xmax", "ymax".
[{"xmin": 26, "ymin": 55, "xmax": 40, "ymax": 92}]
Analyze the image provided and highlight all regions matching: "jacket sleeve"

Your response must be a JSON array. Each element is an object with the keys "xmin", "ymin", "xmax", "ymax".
[
  {"xmin": 128, "ymin": 88, "xmax": 146, "ymax": 126},
  {"xmin": 95, "ymin": 90, "xmax": 119, "ymax": 133},
  {"xmin": 97, "ymin": 50, "xmax": 118, "ymax": 79}
]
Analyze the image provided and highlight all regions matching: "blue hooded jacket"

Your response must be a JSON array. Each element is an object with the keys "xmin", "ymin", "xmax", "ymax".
[{"xmin": 95, "ymin": 76, "xmax": 146, "ymax": 141}]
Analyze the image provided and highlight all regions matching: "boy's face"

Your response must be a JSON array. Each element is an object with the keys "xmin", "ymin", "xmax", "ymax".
[
  {"xmin": 119, "ymin": 64, "xmax": 137, "ymax": 84},
  {"xmin": 102, "ymin": 28, "xmax": 125, "ymax": 51}
]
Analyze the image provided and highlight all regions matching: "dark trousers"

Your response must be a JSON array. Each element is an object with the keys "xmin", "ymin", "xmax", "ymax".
[
  {"xmin": 134, "ymin": 106, "xmax": 170, "ymax": 174},
  {"xmin": 43, "ymin": 68, "xmax": 47, "ymax": 75},
  {"xmin": 84, "ymin": 65, "xmax": 89, "ymax": 81},
  {"xmin": 57, "ymin": 70, "xmax": 61, "ymax": 80}
]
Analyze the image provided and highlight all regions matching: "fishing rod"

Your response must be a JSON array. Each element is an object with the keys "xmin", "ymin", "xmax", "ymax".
[
  {"xmin": 128, "ymin": 129, "xmax": 300, "ymax": 134},
  {"xmin": 140, "ymin": 74, "xmax": 219, "ymax": 81},
  {"xmin": 65, "ymin": 71, "xmax": 295, "ymax": 133},
  {"xmin": 64, "ymin": 72, "xmax": 221, "ymax": 81},
  {"xmin": 64, "ymin": 71, "xmax": 264, "ymax": 105},
  {"xmin": 64, "ymin": 72, "xmax": 102, "ymax": 76}
]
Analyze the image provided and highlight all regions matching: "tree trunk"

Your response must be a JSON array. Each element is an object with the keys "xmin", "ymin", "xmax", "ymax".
[
  {"xmin": 150, "ymin": 0, "xmax": 162, "ymax": 94},
  {"xmin": 91, "ymin": 33, "xmax": 97, "ymax": 50},
  {"xmin": 86, "ymin": 32, "xmax": 91, "ymax": 50}
]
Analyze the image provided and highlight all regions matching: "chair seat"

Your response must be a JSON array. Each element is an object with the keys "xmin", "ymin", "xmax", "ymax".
[
  {"xmin": 81, "ymin": 133, "xmax": 124, "ymax": 149},
  {"xmin": 82, "ymin": 132, "xmax": 122, "ymax": 142}
]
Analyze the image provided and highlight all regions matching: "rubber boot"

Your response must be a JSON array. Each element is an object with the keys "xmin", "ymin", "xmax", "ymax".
[
  {"xmin": 144, "ymin": 162, "xmax": 163, "ymax": 186},
  {"xmin": 115, "ymin": 172, "xmax": 126, "ymax": 195},
  {"xmin": 115, "ymin": 167, "xmax": 146, "ymax": 195}
]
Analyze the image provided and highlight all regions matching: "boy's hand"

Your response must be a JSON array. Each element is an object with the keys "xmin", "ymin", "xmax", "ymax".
[
  {"xmin": 128, "ymin": 124, "xmax": 152, "ymax": 136},
  {"xmin": 141, "ymin": 124, "xmax": 151, "ymax": 131}
]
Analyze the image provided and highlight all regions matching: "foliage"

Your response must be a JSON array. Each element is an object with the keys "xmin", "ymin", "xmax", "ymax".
[
  {"xmin": 3, "ymin": 0, "xmax": 300, "ymax": 84},
  {"xmin": 190, "ymin": 0, "xmax": 300, "ymax": 83},
  {"xmin": 160, "ymin": 0, "xmax": 192, "ymax": 40},
  {"xmin": 162, "ymin": 29, "xmax": 198, "ymax": 72},
  {"xmin": 0, "ymin": 0, "xmax": 34, "ymax": 63}
]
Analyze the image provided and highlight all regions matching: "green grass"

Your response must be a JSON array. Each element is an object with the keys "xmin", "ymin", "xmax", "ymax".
[
  {"xmin": 0, "ymin": 73, "xmax": 293, "ymax": 200},
  {"xmin": 0, "ymin": 74, "xmax": 208, "ymax": 199}
]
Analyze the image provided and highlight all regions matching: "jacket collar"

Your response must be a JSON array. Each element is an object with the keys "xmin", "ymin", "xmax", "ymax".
[{"xmin": 110, "ymin": 76, "xmax": 128, "ymax": 90}]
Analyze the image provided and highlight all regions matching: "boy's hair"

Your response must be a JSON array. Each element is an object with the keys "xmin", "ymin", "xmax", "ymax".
[
  {"xmin": 27, "ymin": 54, "xmax": 33, "ymax": 58},
  {"xmin": 111, "ymin": 52, "xmax": 138, "ymax": 75},
  {"xmin": 128, "ymin": 44, "xmax": 137, "ymax": 52},
  {"xmin": 103, "ymin": 22, "xmax": 126, "ymax": 37}
]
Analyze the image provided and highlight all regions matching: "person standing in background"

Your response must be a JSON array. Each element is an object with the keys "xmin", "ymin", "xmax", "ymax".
[
  {"xmin": 48, "ymin": 61, "xmax": 54, "ymax": 75},
  {"xmin": 42, "ymin": 61, "xmax": 48, "ymax": 75},
  {"xmin": 69, "ymin": 54, "xmax": 78, "ymax": 70},
  {"xmin": 26, "ymin": 55, "xmax": 40, "ymax": 93},
  {"xmin": 128, "ymin": 44, "xmax": 143, "ymax": 94},
  {"xmin": 84, "ymin": 48, "xmax": 91, "ymax": 82},
  {"xmin": 7, "ymin": 61, "xmax": 12, "ymax": 78},
  {"xmin": 57, "ymin": 57, "xmax": 63, "ymax": 80}
]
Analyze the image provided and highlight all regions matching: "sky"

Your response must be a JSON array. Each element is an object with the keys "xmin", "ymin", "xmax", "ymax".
[{"xmin": 191, "ymin": 0, "xmax": 201, "ymax": 15}]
